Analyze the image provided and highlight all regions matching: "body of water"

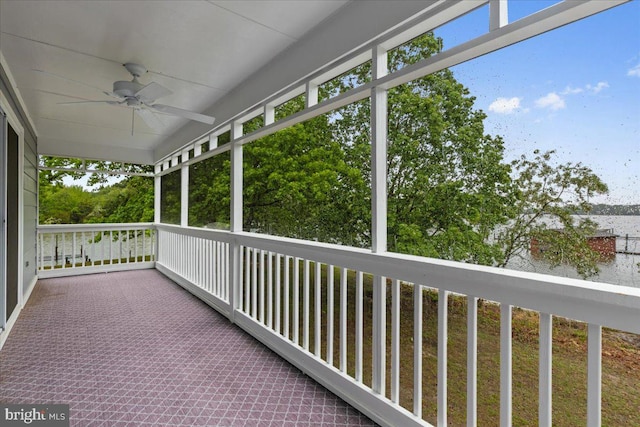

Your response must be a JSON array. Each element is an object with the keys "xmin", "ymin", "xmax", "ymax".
[{"xmin": 505, "ymin": 215, "xmax": 640, "ymax": 288}]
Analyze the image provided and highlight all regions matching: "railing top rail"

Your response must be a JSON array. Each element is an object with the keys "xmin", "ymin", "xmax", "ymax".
[
  {"xmin": 38, "ymin": 223, "xmax": 156, "ymax": 232},
  {"xmin": 156, "ymin": 223, "xmax": 233, "ymax": 243}
]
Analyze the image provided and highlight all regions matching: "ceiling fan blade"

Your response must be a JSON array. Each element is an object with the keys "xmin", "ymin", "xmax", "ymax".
[
  {"xmin": 103, "ymin": 90, "xmax": 125, "ymax": 100},
  {"xmin": 135, "ymin": 108, "xmax": 165, "ymax": 131},
  {"xmin": 151, "ymin": 104, "xmax": 215, "ymax": 125},
  {"xmin": 58, "ymin": 100, "xmax": 122, "ymax": 105},
  {"xmin": 135, "ymin": 82, "xmax": 172, "ymax": 103}
]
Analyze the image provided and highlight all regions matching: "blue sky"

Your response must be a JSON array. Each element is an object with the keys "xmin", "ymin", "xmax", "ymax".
[{"xmin": 435, "ymin": 0, "xmax": 640, "ymax": 205}]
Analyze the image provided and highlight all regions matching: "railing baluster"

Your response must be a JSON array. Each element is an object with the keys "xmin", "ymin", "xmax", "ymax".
[
  {"xmin": 201, "ymin": 238, "xmax": 206, "ymax": 290},
  {"xmin": 251, "ymin": 248, "xmax": 258, "ymax": 319},
  {"xmin": 260, "ymin": 250, "xmax": 266, "ymax": 323},
  {"xmin": 284, "ymin": 255, "xmax": 290, "ymax": 339},
  {"xmin": 340, "ymin": 267, "xmax": 347, "ymax": 373},
  {"xmin": 314, "ymin": 261, "xmax": 322, "ymax": 357},
  {"xmin": 81, "ymin": 232, "xmax": 85, "ymax": 267},
  {"xmin": 267, "ymin": 251, "xmax": 273, "ymax": 329},
  {"xmin": 221, "ymin": 242, "xmax": 229, "ymax": 301},
  {"xmin": 355, "ymin": 270, "xmax": 363, "ymax": 382},
  {"xmin": 216, "ymin": 241, "xmax": 221, "ymax": 296},
  {"xmin": 372, "ymin": 274, "xmax": 386, "ymax": 395},
  {"xmin": 413, "ymin": 283, "xmax": 423, "ymax": 418},
  {"xmin": 438, "ymin": 289, "xmax": 449, "ymax": 426},
  {"xmin": 391, "ymin": 278, "xmax": 400, "ymax": 404},
  {"xmin": 213, "ymin": 241, "xmax": 219, "ymax": 295},
  {"xmin": 539, "ymin": 312, "xmax": 552, "ymax": 427},
  {"xmin": 326, "ymin": 264, "xmax": 334, "ymax": 364},
  {"xmin": 467, "ymin": 296, "xmax": 478, "ymax": 427},
  {"xmin": 303, "ymin": 259, "xmax": 310, "ymax": 351},
  {"xmin": 244, "ymin": 247, "xmax": 250, "ymax": 313},
  {"xmin": 72, "ymin": 231, "xmax": 76, "ymax": 268},
  {"xmin": 62, "ymin": 233, "xmax": 66, "ymax": 269},
  {"xmin": 275, "ymin": 253, "xmax": 281, "ymax": 334},
  {"xmin": 224, "ymin": 242, "xmax": 229, "ymax": 301},
  {"xmin": 501, "ymin": 304, "xmax": 513, "ymax": 427},
  {"xmin": 39, "ymin": 232, "xmax": 43, "ymax": 271},
  {"xmin": 293, "ymin": 257, "xmax": 300, "ymax": 346},
  {"xmin": 587, "ymin": 323, "xmax": 602, "ymax": 427}
]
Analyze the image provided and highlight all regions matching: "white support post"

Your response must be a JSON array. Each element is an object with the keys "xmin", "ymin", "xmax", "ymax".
[
  {"xmin": 230, "ymin": 121, "xmax": 243, "ymax": 232},
  {"xmin": 229, "ymin": 121, "xmax": 243, "ymax": 321},
  {"xmin": 180, "ymin": 150, "xmax": 189, "ymax": 227},
  {"xmin": 154, "ymin": 164, "xmax": 161, "ymax": 224},
  {"xmin": 490, "ymin": 0, "xmax": 509, "ymax": 31},
  {"xmin": 371, "ymin": 44, "xmax": 388, "ymax": 397},
  {"xmin": 194, "ymin": 142, "xmax": 202, "ymax": 158},
  {"xmin": 371, "ymin": 45, "xmax": 388, "ymax": 254}
]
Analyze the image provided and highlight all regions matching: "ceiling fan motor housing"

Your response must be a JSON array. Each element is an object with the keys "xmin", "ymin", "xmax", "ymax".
[{"xmin": 113, "ymin": 80, "xmax": 144, "ymax": 98}]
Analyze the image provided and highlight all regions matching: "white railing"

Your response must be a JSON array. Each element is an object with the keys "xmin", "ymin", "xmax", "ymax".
[
  {"xmin": 37, "ymin": 223, "xmax": 156, "ymax": 278},
  {"xmin": 156, "ymin": 224, "xmax": 232, "ymax": 317},
  {"xmin": 153, "ymin": 225, "xmax": 640, "ymax": 427}
]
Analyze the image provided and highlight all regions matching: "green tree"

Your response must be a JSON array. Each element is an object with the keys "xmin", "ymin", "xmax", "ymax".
[
  {"xmin": 496, "ymin": 150, "xmax": 609, "ymax": 278},
  {"xmin": 39, "ymin": 184, "xmax": 94, "ymax": 224},
  {"xmin": 243, "ymin": 113, "xmax": 368, "ymax": 245},
  {"xmin": 328, "ymin": 34, "xmax": 517, "ymax": 263},
  {"xmin": 189, "ymin": 152, "xmax": 231, "ymax": 228},
  {"xmin": 38, "ymin": 155, "xmax": 154, "ymax": 224},
  {"xmin": 95, "ymin": 176, "xmax": 154, "ymax": 223}
]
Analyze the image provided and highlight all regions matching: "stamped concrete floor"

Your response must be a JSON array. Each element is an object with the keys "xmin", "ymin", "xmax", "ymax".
[{"xmin": 0, "ymin": 270, "xmax": 376, "ymax": 426}]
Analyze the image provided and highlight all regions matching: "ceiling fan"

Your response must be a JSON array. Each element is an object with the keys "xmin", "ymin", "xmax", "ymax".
[{"xmin": 57, "ymin": 62, "xmax": 215, "ymax": 133}]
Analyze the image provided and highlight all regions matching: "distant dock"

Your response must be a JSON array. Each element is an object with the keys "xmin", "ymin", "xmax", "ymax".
[{"xmin": 617, "ymin": 233, "xmax": 640, "ymax": 255}]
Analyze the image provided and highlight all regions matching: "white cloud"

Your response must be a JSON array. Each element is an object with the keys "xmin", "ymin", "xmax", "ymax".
[
  {"xmin": 488, "ymin": 97, "xmax": 523, "ymax": 114},
  {"xmin": 561, "ymin": 86, "xmax": 583, "ymax": 95},
  {"xmin": 561, "ymin": 81, "xmax": 609, "ymax": 95},
  {"xmin": 627, "ymin": 64, "xmax": 640, "ymax": 77},
  {"xmin": 586, "ymin": 81, "xmax": 609, "ymax": 93},
  {"xmin": 535, "ymin": 92, "xmax": 565, "ymax": 111}
]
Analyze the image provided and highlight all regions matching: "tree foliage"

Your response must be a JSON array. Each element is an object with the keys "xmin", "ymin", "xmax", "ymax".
[
  {"xmin": 39, "ymin": 171, "xmax": 153, "ymax": 225},
  {"xmin": 496, "ymin": 150, "xmax": 608, "ymax": 278}
]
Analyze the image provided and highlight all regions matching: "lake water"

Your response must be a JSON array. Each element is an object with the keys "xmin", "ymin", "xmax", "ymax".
[{"xmin": 505, "ymin": 215, "xmax": 640, "ymax": 288}]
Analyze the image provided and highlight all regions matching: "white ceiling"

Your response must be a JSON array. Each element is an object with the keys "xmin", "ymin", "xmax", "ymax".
[{"xmin": 0, "ymin": 0, "xmax": 350, "ymax": 163}]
